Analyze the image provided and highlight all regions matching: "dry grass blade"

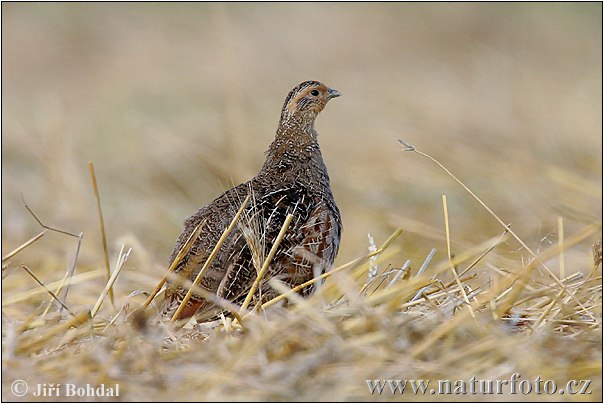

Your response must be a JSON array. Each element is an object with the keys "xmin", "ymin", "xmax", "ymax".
[
  {"xmin": 164, "ymin": 271, "xmax": 244, "ymax": 325},
  {"xmin": 171, "ymin": 194, "xmax": 251, "ymax": 322},
  {"xmin": 529, "ymin": 288, "xmax": 565, "ymax": 334},
  {"xmin": 90, "ymin": 245, "xmax": 131, "ymax": 318},
  {"xmin": 558, "ymin": 216, "xmax": 565, "ymax": 279},
  {"xmin": 21, "ymin": 193, "xmax": 80, "ymax": 238},
  {"xmin": 410, "ymin": 249, "xmax": 438, "ymax": 302},
  {"xmin": 89, "ymin": 161, "xmax": 114, "ymax": 306},
  {"xmin": 7, "ymin": 197, "xmax": 84, "ymax": 280},
  {"xmin": 11, "ymin": 199, "xmax": 85, "ymax": 315},
  {"xmin": 42, "ymin": 232, "xmax": 84, "ymax": 317},
  {"xmin": 239, "ymin": 213, "xmax": 294, "ymax": 315},
  {"xmin": 442, "ymin": 194, "xmax": 453, "ymax": 261},
  {"xmin": 400, "ymin": 274, "xmax": 478, "ymax": 309},
  {"xmin": 140, "ymin": 220, "xmax": 205, "ymax": 311},
  {"xmin": 366, "ymin": 276, "xmax": 433, "ymax": 308},
  {"xmin": 409, "ymin": 248, "xmax": 438, "ymax": 302},
  {"xmin": 16, "ymin": 311, "xmax": 90, "ymax": 355},
  {"xmin": 2, "ymin": 230, "xmax": 46, "ymax": 261},
  {"xmin": 19, "ymin": 265, "xmax": 76, "ymax": 317},
  {"xmin": 456, "ymin": 228, "xmax": 508, "ymax": 279},
  {"xmin": 418, "ymin": 247, "xmax": 437, "ymax": 276},
  {"xmin": 3, "ymin": 269, "xmax": 104, "ymax": 306},
  {"xmin": 442, "ymin": 194, "xmax": 475, "ymax": 318},
  {"xmin": 387, "ymin": 259, "xmax": 410, "ymax": 288},
  {"xmin": 512, "ymin": 271, "xmax": 584, "ymax": 307}
]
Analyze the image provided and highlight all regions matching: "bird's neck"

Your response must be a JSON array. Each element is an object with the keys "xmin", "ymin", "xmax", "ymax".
[
  {"xmin": 278, "ymin": 114, "xmax": 317, "ymax": 140},
  {"xmin": 259, "ymin": 117, "xmax": 324, "ymax": 176}
]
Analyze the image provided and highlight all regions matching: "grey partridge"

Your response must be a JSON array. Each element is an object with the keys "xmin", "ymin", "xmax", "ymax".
[{"xmin": 160, "ymin": 81, "xmax": 342, "ymax": 321}]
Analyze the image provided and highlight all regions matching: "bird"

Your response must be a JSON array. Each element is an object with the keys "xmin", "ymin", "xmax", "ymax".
[{"xmin": 160, "ymin": 80, "xmax": 342, "ymax": 322}]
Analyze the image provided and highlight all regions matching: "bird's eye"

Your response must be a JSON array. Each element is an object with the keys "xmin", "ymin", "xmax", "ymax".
[{"xmin": 310, "ymin": 89, "xmax": 320, "ymax": 97}]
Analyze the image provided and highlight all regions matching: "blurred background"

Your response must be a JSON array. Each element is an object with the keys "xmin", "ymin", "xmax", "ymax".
[{"xmin": 2, "ymin": 3, "xmax": 601, "ymax": 296}]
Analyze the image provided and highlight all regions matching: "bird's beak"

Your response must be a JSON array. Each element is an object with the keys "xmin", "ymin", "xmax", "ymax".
[{"xmin": 327, "ymin": 88, "xmax": 341, "ymax": 99}]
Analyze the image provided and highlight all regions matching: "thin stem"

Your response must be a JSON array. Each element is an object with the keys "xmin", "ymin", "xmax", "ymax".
[
  {"xmin": 2, "ymin": 230, "xmax": 47, "ymax": 261},
  {"xmin": 141, "ymin": 220, "xmax": 205, "ymax": 311},
  {"xmin": 239, "ymin": 213, "xmax": 294, "ymax": 315},
  {"xmin": 443, "ymin": 194, "xmax": 475, "ymax": 318},
  {"xmin": 88, "ymin": 162, "xmax": 114, "ymax": 306},
  {"xmin": 20, "ymin": 265, "xmax": 76, "ymax": 318},
  {"xmin": 21, "ymin": 193, "xmax": 80, "ymax": 238}
]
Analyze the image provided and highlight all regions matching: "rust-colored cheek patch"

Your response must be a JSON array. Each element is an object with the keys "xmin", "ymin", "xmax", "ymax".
[{"xmin": 286, "ymin": 84, "xmax": 329, "ymax": 115}]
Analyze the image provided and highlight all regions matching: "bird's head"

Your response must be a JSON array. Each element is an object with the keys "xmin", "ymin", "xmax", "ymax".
[{"xmin": 280, "ymin": 81, "xmax": 341, "ymax": 124}]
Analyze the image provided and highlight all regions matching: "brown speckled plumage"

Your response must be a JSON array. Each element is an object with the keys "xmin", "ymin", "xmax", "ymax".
[{"xmin": 160, "ymin": 81, "xmax": 342, "ymax": 321}]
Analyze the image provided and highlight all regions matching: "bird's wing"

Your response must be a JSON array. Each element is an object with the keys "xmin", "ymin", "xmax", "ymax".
[
  {"xmin": 161, "ymin": 182, "xmax": 254, "ymax": 318},
  {"xmin": 216, "ymin": 186, "xmax": 341, "ymax": 305}
]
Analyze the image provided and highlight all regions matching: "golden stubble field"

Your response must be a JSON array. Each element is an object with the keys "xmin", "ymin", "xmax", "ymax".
[{"xmin": 2, "ymin": 3, "xmax": 602, "ymax": 402}]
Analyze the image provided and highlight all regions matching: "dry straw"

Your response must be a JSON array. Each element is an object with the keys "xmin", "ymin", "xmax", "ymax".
[{"xmin": 2, "ymin": 146, "xmax": 600, "ymax": 401}]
